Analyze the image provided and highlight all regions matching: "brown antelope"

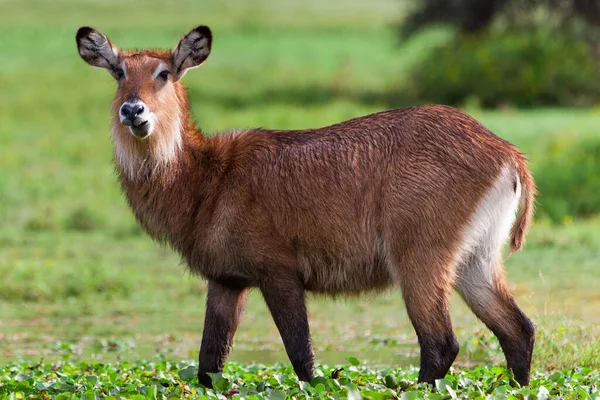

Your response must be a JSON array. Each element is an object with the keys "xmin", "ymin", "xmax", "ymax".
[{"xmin": 75, "ymin": 25, "xmax": 536, "ymax": 387}]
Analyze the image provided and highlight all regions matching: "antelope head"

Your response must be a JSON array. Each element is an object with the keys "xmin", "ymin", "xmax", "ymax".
[{"xmin": 76, "ymin": 26, "xmax": 212, "ymax": 179}]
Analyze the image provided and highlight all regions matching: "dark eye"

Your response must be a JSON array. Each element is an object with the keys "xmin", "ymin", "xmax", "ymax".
[
  {"xmin": 114, "ymin": 68, "xmax": 124, "ymax": 80},
  {"xmin": 157, "ymin": 70, "xmax": 170, "ymax": 81}
]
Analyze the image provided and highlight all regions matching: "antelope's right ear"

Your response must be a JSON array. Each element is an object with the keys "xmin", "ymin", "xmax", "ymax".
[{"xmin": 76, "ymin": 27, "xmax": 120, "ymax": 71}]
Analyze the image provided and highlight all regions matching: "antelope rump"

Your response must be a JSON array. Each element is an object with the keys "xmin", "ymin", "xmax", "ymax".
[{"xmin": 75, "ymin": 25, "xmax": 536, "ymax": 387}]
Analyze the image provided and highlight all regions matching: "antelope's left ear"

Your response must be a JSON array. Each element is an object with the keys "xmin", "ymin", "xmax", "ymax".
[
  {"xmin": 76, "ymin": 26, "xmax": 120, "ymax": 70},
  {"xmin": 173, "ymin": 26, "xmax": 212, "ymax": 79}
]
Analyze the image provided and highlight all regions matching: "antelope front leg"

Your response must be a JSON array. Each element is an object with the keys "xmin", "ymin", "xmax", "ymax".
[
  {"xmin": 198, "ymin": 280, "xmax": 249, "ymax": 387},
  {"xmin": 260, "ymin": 273, "xmax": 314, "ymax": 382}
]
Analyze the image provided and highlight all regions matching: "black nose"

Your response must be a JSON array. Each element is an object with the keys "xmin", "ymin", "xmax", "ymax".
[{"xmin": 120, "ymin": 103, "xmax": 144, "ymax": 120}]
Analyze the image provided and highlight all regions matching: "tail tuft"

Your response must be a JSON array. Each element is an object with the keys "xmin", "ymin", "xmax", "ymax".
[{"xmin": 510, "ymin": 157, "xmax": 536, "ymax": 253}]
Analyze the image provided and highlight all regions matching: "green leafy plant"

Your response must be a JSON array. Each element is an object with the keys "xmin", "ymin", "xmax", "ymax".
[{"xmin": 1, "ymin": 359, "xmax": 599, "ymax": 399}]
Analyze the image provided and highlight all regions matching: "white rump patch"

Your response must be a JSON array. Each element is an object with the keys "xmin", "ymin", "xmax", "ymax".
[{"xmin": 455, "ymin": 165, "xmax": 521, "ymax": 301}]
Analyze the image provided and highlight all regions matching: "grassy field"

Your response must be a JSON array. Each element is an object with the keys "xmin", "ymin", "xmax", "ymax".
[{"xmin": 1, "ymin": 0, "xmax": 600, "ymax": 397}]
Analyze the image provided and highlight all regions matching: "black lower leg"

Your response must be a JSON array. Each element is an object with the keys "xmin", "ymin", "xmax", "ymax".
[
  {"xmin": 403, "ymin": 288, "xmax": 458, "ymax": 384},
  {"xmin": 417, "ymin": 330, "xmax": 460, "ymax": 383},
  {"xmin": 260, "ymin": 274, "xmax": 314, "ymax": 382},
  {"xmin": 494, "ymin": 303, "xmax": 536, "ymax": 386},
  {"xmin": 198, "ymin": 281, "xmax": 248, "ymax": 387}
]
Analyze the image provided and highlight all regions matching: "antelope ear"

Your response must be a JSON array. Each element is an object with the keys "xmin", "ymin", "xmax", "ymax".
[
  {"xmin": 76, "ymin": 26, "xmax": 120, "ymax": 70},
  {"xmin": 173, "ymin": 26, "xmax": 212, "ymax": 78}
]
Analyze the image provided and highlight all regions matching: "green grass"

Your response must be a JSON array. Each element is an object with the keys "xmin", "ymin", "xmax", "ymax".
[{"xmin": 1, "ymin": 0, "xmax": 600, "ymax": 396}]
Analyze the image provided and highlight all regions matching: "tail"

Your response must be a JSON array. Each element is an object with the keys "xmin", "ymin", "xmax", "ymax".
[{"xmin": 510, "ymin": 156, "xmax": 536, "ymax": 253}]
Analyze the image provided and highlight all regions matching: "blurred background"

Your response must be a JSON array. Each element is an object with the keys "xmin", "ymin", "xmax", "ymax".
[{"xmin": 1, "ymin": 0, "xmax": 599, "ymax": 370}]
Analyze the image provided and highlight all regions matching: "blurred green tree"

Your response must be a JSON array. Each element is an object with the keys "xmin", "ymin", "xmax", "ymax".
[
  {"xmin": 401, "ymin": 0, "xmax": 600, "ymax": 107},
  {"xmin": 401, "ymin": 0, "xmax": 600, "ymax": 37}
]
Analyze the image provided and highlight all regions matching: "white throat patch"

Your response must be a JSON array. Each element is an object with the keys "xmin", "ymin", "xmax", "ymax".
[{"xmin": 112, "ymin": 111, "xmax": 183, "ymax": 181}]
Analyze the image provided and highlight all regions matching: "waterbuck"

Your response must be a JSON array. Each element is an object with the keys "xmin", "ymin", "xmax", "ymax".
[{"xmin": 75, "ymin": 25, "xmax": 536, "ymax": 387}]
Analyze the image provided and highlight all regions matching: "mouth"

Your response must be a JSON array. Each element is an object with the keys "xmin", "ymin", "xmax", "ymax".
[
  {"xmin": 118, "ymin": 101, "xmax": 154, "ymax": 139},
  {"xmin": 126, "ymin": 119, "xmax": 150, "ymax": 138}
]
